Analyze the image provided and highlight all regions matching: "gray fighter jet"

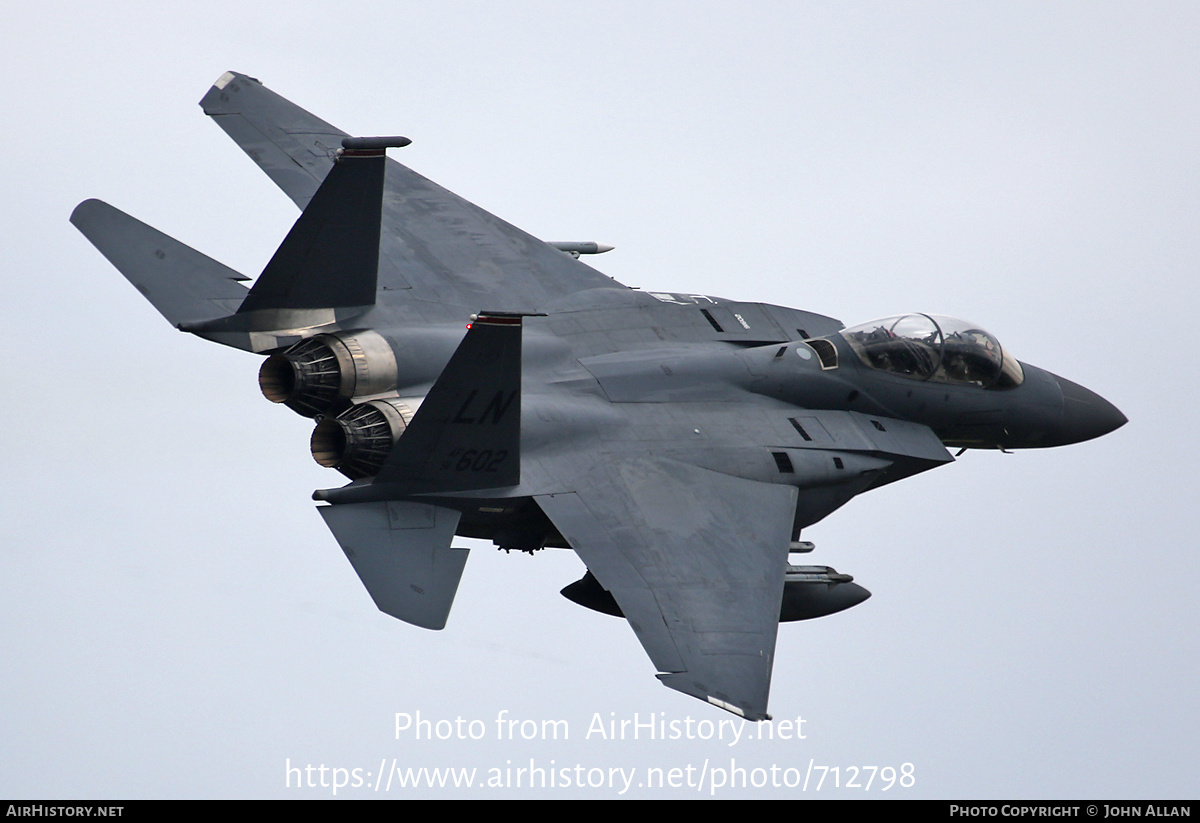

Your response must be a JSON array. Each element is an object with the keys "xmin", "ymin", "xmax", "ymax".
[{"xmin": 71, "ymin": 72, "xmax": 1126, "ymax": 721}]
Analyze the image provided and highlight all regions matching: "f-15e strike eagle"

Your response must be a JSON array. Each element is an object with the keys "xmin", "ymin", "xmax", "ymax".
[{"xmin": 71, "ymin": 72, "xmax": 1126, "ymax": 721}]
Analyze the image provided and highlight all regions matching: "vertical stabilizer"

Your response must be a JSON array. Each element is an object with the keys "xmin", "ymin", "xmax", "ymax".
[
  {"xmin": 238, "ymin": 143, "xmax": 392, "ymax": 313},
  {"xmin": 375, "ymin": 313, "xmax": 525, "ymax": 492}
]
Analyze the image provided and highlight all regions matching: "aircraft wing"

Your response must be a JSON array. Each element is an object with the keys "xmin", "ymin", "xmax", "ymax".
[
  {"xmin": 537, "ymin": 457, "xmax": 798, "ymax": 720},
  {"xmin": 200, "ymin": 72, "xmax": 622, "ymax": 314}
]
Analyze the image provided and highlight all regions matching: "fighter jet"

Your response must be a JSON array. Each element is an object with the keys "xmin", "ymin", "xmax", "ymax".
[{"xmin": 70, "ymin": 72, "xmax": 1126, "ymax": 721}]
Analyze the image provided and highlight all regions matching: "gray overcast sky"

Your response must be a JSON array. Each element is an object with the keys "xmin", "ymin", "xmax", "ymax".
[{"xmin": 3, "ymin": 1, "xmax": 1197, "ymax": 798}]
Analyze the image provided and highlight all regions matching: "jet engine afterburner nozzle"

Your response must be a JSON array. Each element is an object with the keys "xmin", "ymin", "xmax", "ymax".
[
  {"xmin": 258, "ymin": 331, "xmax": 398, "ymax": 418},
  {"xmin": 310, "ymin": 397, "xmax": 421, "ymax": 479}
]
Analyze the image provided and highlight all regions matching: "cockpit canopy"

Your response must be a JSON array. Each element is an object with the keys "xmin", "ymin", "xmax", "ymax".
[{"xmin": 841, "ymin": 314, "xmax": 1024, "ymax": 389}]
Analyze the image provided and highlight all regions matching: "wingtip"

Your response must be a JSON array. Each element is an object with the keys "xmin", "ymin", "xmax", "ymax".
[
  {"xmin": 212, "ymin": 70, "xmax": 259, "ymax": 90},
  {"xmin": 202, "ymin": 72, "xmax": 263, "ymax": 112},
  {"xmin": 657, "ymin": 672, "xmax": 771, "ymax": 722}
]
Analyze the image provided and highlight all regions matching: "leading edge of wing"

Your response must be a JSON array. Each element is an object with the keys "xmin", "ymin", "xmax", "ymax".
[
  {"xmin": 536, "ymin": 458, "xmax": 798, "ymax": 720},
  {"xmin": 200, "ymin": 72, "xmax": 624, "ymax": 313}
]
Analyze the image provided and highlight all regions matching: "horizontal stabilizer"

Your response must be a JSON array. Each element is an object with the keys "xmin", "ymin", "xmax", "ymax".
[
  {"xmin": 70, "ymin": 199, "xmax": 249, "ymax": 328},
  {"xmin": 376, "ymin": 314, "xmax": 524, "ymax": 492},
  {"xmin": 237, "ymin": 147, "xmax": 386, "ymax": 313},
  {"xmin": 319, "ymin": 501, "xmax": 468, "ymax": 630}
]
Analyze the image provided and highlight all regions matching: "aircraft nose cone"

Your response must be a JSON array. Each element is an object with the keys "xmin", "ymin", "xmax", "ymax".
[{"xmin": 1052, "ymin": 376, "xmax": 1127, "ymax": 445}]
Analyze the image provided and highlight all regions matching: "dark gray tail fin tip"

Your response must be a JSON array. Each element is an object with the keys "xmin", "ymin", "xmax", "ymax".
[
  {"xmin": 70, "ymin": 198, "xmax": 251, "ymax": 331},
  {"xmin": 236, "ymin": 142, "xmax": 389, "ymax": 314}
]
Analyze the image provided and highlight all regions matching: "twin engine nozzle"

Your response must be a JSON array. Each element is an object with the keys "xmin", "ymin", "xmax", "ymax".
[
  {"xmin": 258, "ymin": 331, "xmax": 419, "ymax": 479},
  {"xmin": 258, "ymin": 331, "xmax": 398, "ymax": 416},
  {"xmin": 309, "ymin": 397, "xmax": 420, "ymax": 479}
]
